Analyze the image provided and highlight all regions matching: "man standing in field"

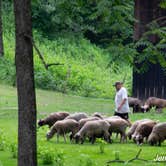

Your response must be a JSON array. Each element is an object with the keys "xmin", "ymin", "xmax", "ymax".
[{"xmin": 114, "ymin": 81, "xmax": 131, "ymax": 125}]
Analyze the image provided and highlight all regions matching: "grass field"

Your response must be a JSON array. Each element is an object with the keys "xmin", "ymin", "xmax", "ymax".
[{"xmin": 0, "ymin": 84, "xmax": 166, "ymax": 166}]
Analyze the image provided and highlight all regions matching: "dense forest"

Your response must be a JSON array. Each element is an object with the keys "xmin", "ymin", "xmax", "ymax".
[{"xmin": 0, "ymin": 0, "xmax": 165, "ymax": 98}]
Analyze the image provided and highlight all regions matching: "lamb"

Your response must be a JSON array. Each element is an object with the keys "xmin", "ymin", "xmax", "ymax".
[
  {"xmin": 65, "ymin": 112, "xmax": 88, "ymax": 121},
  {"xmin": 38, "ymin": 112, "xmax": 69, "ymax": 128},
  {"xmin": 105, "ymin": 118, "xmax": 130, "ymax": 142},
  {"xmin": 79, "ymin": 117, "xmax": 101, "ymax": 129},
  {"xmin": 46, "ymin": 119, "xmax": 79, "ymax": 143},
  {"xmin": 142, "ymin": 97, "xmax": 166, "ymax": 112},
  {"xmin": 74, "ymin": 120, "xmax": 111, "ymax": 144},
  {"xmin": 132, "ymin": 120, "xmax": 157, "ymax": 145},
  {"xmin": 127, "ymin": 119, "xmax": 151, "ymax": 140},
  {"xmin": 128, "ymin": 97, "xmax": 143, "ymax": 113},
  {"xmin": 148, "ymin": 122, "xmax": 166, "ymax": 146}
]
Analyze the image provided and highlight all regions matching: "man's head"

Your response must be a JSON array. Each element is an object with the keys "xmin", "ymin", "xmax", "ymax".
[{"xmin": 113, "ymin": 81, "xmax": 123, "ymax": 91}]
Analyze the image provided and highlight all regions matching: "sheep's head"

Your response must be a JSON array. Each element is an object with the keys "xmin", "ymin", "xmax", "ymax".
[
  {"xmin": 132, "ymin": 134, "xmax": 136, "ymax": 143},
  {"xmin": 93, "ymin": 113, "xmax": 103, "ymax": 119},
  {"xmin": 46, "ymin": 131, "xmax": 54, "ymax": 140},
  {"xmin": 141, "ymin": 104, "xmax": 150, "ymax": 113},
  {"xmin": 74, "ymin": 133, "xmax": 82, "ymax": 144},
  {"xmin": 38, "ymin": 119, "xmax": 45, "ymax": 127},
  {"xmin": 135, "ymin": 135, "xmax": 143, "ymax": 145},
  {"xmin": 127, "ymin": 132, "xmax": 132, "ymax": 140},
  {"xmin": 148, "ymin": 134, "xmax": 158, "ymax": 146}
]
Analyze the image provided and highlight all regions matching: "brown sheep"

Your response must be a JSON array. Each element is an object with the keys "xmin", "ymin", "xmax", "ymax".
[
  {"xmin": 142, "ymin": 97, "xmax": 166, "ymax": 112},
  {"xmin": 79, "ymin": 117, "xmax": 101, "ymax": 129},
  {"xmin": 128, "ymin": 97, "xmax": 143, "ymax": 113},
  {"xmin": 38, "ymin": 112, "xmax": 69, "ymax": 128},
  {"xmin": 65, "ymin": 112, "xmax": 88, "ymax": 121},
  {"xmin": 105, "ymin": 118, "xmax": 130, "ymax": 143},
  {"xmin": 148, "ymin": 122, "xmax": 166, "ymax": 146},
  {"xmin": 132, "ymin": 120, "xmax": 157, "ymax": 145},
  {"xmin": 127, "ymin": 119, "xmax": 151, "ymax": 140},
  {"xmin": 74, "ymin": 120, "xmax": 111, "ymax": 144},
  {"xmin": 92, "ymin": 112, "xmax": 104, "ymax": 119},
  {"xmin": 46, "ymin": 119, "xmax": 79, "ymax": 143}
]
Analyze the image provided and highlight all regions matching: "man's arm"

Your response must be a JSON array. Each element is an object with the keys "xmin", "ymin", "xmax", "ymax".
[{"xmin": 118, "ymin": 98, "xmax": 127, "ymax": 111}]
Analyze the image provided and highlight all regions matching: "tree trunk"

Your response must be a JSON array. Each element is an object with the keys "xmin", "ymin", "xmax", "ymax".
[
  {"xmin": 133, "ymin": 0, "xmax": 166, "ymax": 100},
  {"xmin": 13, "ymin": 0, "xmax": 37, "ymax": 166},
  {"xmin": 0, "ymin": 0, "xmax": 4, "ymax": 56}
]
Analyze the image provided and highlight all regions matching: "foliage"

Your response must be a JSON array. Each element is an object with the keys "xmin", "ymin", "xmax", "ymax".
[
  {"xmin": 0, "ymin": 130, "xmax": 6, "ymax": 151},
  {"xmin": 39, "ymin": 147, "xmax": 56, "ymax": 165},
  {"xmin": 79, "ymin": 154, "xmax": 96, "ymax": 166},
  {"xmin": 134, "ymin": 22, "xmax": 166, "ymax": 73},
  {"xmin": 0, "ymin": 31, "xmax": 132, "ymax": 98},
  {"xmin": 32, "ymin": 0, "xmax": 134, "ymax": 46},
  {"xmin": 97, "ymin": 138, "xmax": 107, "ymax": 154},
  {"xmin": 9, "ymin": 142, "xmax": 17, "ymax": 158}
]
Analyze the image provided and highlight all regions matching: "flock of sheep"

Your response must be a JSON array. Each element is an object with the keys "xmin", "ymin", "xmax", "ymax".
[
  {"xmin": 38, "ymin": 111, "xmax": 166, "ymax": 146},
  {"xmin": 128, "ymin": 96, "xmax": 166, "ymax": 113}
]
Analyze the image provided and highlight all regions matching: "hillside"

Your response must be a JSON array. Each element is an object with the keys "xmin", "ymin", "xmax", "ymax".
[{"xmin": 0, "ymin": 1, "xmax": 132, "ymax": 99}]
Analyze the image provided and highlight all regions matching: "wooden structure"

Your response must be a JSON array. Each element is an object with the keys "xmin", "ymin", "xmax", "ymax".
[{"xmin": 133, "ymin": 0, "xmax": 166, "ymax": 100}]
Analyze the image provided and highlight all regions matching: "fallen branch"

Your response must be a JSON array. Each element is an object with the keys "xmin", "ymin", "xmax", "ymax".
[
  {"xmin": 126, "ymin": 149, "xmax": 148, "ymax": 163},
  {"xmin": 107, "ymin": 149, "xmax": 149, "ymax": 165},
  {"xmin": 24, "ymin": 34, "xmax": 64, "ymax": 70}
]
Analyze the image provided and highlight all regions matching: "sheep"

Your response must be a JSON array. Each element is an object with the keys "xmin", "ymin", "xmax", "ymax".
[
  {"xmin": 142, "ymin": 97, "xmax": 166, "ymax": 112},
  {"xmin": 128, "ymin": 97, "xmax": 143, "ymax": 113},
  {"xmin": 92, "ymin": 112, "xmax": 104, "ymax": 119},
  {"xmin": 79, "ymin": 117, "xmax": 101, "ymax": 129},
  {"xmin": 148, "ymin": 122, "xmax": 166, "ymax": 146},
  {"xmin": 65, "ymin": 112, "xmax": 88, "ymax": 121},
  {"xmin": 105, "ymin": 118, "xmax": 130, "ymax": 143},
  {"xmin": 46, "ymin": 119, "xmax": 79, "ymax": 143},
  {"xmin": 132, "ymin": 120, "xmax": 157, "ymax": 145},
  {"xmin": 104, "ymin": 116, "xmax": 122, "ymax": 120},
  {"xmin": 74, "ymin": 120, "xmax": 111, "ymax": 144},
  {"xmin": 38, "ymin": 112, "xmax": 69, "ymax": 128},
  {"xmin": 127, "ymin": 119, "xmax": 151, "ymax": 140}
]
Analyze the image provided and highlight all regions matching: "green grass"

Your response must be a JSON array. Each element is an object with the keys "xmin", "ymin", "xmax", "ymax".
[{"xmin": 0, "ymin": 84, "xmax": 166, "ymax": 166}]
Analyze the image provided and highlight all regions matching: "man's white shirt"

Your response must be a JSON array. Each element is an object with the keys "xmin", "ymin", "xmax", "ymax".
[{"xmin": 115, "ymin": 87, "xmax": 130, "ymax": 113}]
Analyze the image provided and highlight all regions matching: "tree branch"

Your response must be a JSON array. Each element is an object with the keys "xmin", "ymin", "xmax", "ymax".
[{"xmin": 24, "ymin": 34, "xmax": 64, "ymax": 70}]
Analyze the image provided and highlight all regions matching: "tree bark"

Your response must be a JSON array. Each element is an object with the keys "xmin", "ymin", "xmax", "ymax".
[
  {"xmin": 13, "ymin": 0, "xmax": 37, "ymax": 166},
  {"xmin": 133, "ymin": 0, "xmax": 166, "ymax": 100},
  {"xmin": 0, "ymin": 0, "xmax": 4, "ymax": 56}
]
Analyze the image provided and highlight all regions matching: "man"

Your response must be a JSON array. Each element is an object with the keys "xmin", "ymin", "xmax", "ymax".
[{"xmin": 114, "ymin": 81, "xmax": 131, "ymax": 125}]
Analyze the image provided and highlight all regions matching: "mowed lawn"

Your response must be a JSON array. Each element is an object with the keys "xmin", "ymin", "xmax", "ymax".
[{"xmin": 0, "ymin": 84, "xmax": 166, "ymax": 166}]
